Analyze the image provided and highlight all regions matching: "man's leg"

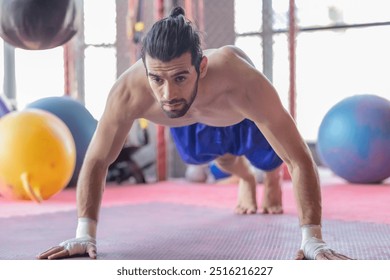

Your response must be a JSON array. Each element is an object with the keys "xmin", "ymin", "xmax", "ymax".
[
  {"xmin": 215, "ymin": 154, "xmax": 257, "ymax": 214},
  {"xmin": 261, "ymin": 165, "xmax": 283, "ymax": 214}
]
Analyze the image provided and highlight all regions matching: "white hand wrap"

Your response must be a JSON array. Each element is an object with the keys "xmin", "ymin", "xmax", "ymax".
[
  {"xmin": 76, "ymin": 217, "xmax": 97, "ymax": 238},
  {"xmin": 59, "ymin": 217, "xmax": 97, "ymax": 256},
  {"xmin": 59, "ymin": 236, "xmax": 96, "ymax": 256},
  {"xmin": 301, "ymin": 225, "xmax": 332, "ymax": 260}
]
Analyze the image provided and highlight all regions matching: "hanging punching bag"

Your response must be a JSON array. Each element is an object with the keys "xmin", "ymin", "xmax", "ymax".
[{"xmin": 0, "ymin": 0, "xmax": 79, "ymax": 50}]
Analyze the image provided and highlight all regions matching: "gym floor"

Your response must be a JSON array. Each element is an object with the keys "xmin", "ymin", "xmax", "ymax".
[{"xmin": 1, "ymin": 169, "xmax": 389, "ymax": 260}]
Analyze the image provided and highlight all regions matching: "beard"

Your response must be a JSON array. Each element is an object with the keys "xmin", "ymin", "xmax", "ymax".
[{"xmin": 160, "ymin": 77, "xmax": 199, "ymax": 118}]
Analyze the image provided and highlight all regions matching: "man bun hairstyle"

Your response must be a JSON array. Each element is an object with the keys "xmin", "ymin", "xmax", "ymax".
[
  {"xmin": 169, "ymin": 6, "xmax": 185, "ymax": 17},
  {"xmin": 141, "ymin": 6, "xmax": 203, "ymax": 74}
]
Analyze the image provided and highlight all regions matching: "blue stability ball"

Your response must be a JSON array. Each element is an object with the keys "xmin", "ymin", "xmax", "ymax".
[
  {"xmin": 26, "ymin": 96, "xmax": 97, "ymax": 186},
  {"xmin": 317, "ymin": 94, "xmax": 390, "ymax": 184}
]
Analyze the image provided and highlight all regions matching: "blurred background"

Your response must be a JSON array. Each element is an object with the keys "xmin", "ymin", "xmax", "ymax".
[{"xmin": 1, "ymin": 0, "xmax": 389, "ymax": 181}]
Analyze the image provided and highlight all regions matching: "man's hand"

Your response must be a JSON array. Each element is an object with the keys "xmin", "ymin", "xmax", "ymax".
[
  {"xmin": 297, "ymin": 224, "xmax": 353, "ymax": 260},
  {"xmin": 37, "ymin": 236, "xmax": 97, "ymax": 260},
  {"xmin": 295, "ymin": 237, "xmax": 352, "ymax": 260},
  {"xmin": 38, "ymin": 217, "xmax": 97, "ymax": 260}
]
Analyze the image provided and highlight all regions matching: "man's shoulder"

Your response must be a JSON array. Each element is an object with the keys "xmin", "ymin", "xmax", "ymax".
[
  {"xmin": 205, "ymin": 46, "xmax": 257, "ymax": 81},
  {"xmin": 207, "ymin": 46, "xmax": 254, "ymax": 68},
  {"xmin": 122, "ymin": 59, "xmax": 146, "ymax": 78},
  {"xmin": 108, "ymin": 60, "xmax": 151, "ymax": 104},
  {"xmin": 205, "ymin": 45, "xmax": 242, "ymax": 59},
  {"xmin": 117, "ymin": 60, "xmax": 148, "ymax": 90}
]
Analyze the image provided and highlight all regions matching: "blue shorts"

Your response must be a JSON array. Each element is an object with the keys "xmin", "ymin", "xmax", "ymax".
[{"xmin": 170, "ymin": 119, "xmax": 283, "ymax": 171}]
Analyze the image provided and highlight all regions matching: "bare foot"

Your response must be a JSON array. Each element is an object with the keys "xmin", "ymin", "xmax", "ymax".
[
  {"xmin": 235, "ymin": 175, "xmax": 257, "ymax": 214},
  {"xmin": 260, "ymin": 181, "xmax": 283, "ymax": 214}
]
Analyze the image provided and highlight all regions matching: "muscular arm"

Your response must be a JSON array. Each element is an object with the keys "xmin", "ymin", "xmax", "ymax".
[
  {"xmin": 247, "ymin": 82, "xmax": 321, "ymax": 226},
  {"xmin": 37, "ymin": 63, "xmax": 159, "ymax": 259},
  {"xmin": 228, "ymin": 53, "xmax": 321, "ymax": 226},
  {"xmin": 77, "ymin": 81, "xmax": 135, "ymax": 222},
  {"xmin": 211, "ymin": 47, "xmax": 352, "ymax": 260},
  {"xmin": 37, "ymin": 79, "xmax": 137, "ymax": 260}
]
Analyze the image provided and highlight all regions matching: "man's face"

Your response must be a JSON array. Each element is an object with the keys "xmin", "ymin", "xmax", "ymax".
[{"xmin": 145, "ymin": 52, "xmax": 199, "ymax": 118}]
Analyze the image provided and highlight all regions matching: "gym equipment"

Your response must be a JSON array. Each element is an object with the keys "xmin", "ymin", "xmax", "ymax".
[
  {"xmin": 317, "ymin": 94, "xmax": 390, "ymax": 184},
  {"xmin": 0, "ymin": 0, "xmax": 79, "ymax": 50},
  {"xmin": 0, "ymin": 109, "xmax": 76, "ymax": 202},
  {"xmin": 26, "ymin": 96, "xmax": 97, "ymax": 187},
  {"xmin": 107, "ymin": 119, "xmax": 153, "ymax": 184},
  {"xmin": 0, "ymin": 95, "xmax": 12, "ymax": 117},
  {"xmin": 184, "ymin": 164, "xmax": 209, "ymax": 183}
]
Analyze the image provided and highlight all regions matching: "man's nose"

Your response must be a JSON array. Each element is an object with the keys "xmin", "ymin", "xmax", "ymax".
[{"xmin": 163, "ymin": 84, "xmax": 176, "ymax": 101}]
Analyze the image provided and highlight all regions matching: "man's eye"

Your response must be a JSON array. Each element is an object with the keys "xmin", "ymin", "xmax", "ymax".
[
  {"xmin": 175, "ymin": 76, "xmax": 186, "ymax": 82},
  {"xmin": 151, "ymin": 77, "xmax": 162, "ymax": 83}
]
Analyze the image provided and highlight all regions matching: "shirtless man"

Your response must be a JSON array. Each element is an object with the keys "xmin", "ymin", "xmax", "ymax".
[{"xmin": 38, "ymin": 7, "xmax": 351, "ymax": 260}]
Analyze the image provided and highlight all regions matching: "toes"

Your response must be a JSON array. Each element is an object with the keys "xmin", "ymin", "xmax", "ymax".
[
  {"xmin": 269, "ymin": 206, "xmax": 283, "ymax": 214},
  {"xmin": 245, "ymin": 208, "xmax": 257, "ymax": 214},
  {"xmin": 261, "ymin": 206, "xmax": 283, "ymax": 214},
  {"xmin": 235, "ymin": 206, "xmax": 245, "ymax": 215},
  {"xmin": 235, "ymin": 205, "xmax": 257, "ymax": 215}
]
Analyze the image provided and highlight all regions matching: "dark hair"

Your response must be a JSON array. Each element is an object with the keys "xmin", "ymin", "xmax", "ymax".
[{"xmin": 141, "ymin": 6, "xmax": 203, "ymax": 74}]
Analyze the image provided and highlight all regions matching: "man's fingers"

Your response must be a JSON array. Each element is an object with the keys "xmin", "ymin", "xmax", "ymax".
[
  {"xmin": 37, "ymin": 236, "xmax": 97, "ymax": 260},
  {"xmin": 294, "ymin": 249, "xmax": 305, "ymax": 260},
  {"xmin": 87, "ymin": 244, "xmax": 97, "ymax": 259},
  {"xmin": 47, "ymin": 249, "xmax": 70, "ymax": 260},
  {"xmin": 315, "ymin": 252, "xmax": 329, "ymax": 260},
  {"xmin": 323, "ymin": 251, "xmax": 353, "ymax": 260},
  {"xmin": 297, "ymin": 249, "xmax": 349, "ymax": 260},
  {"xmin": 335, "ymin": 252, "xmax": 353, "ymax": 260},
  {"xmin": 37, "ymin": 246, "xmax": 64, "ymax": 259},
  {"xmin": 316, "ymin": 250, "xmax": 354, "ymax": 260}
]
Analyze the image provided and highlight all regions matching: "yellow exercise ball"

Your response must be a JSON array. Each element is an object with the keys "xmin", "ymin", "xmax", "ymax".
[{"xmin": 0, "ymin": 109, "xmax": 76, "ymax": 202}]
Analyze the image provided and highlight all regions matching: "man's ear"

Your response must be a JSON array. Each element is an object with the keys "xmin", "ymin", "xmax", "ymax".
[{"xmin": 199, "ymin": 56, "xmax": 208, "ymax": 78}]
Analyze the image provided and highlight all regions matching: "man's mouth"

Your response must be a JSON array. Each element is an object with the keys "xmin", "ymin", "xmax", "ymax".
[{"xmin": 162, "ymin": 102, "xmax": 183, "ymax": 111}]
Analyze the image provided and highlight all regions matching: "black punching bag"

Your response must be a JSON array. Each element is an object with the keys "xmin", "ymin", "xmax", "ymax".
[{"xmin": 0, "ymin": 0, "xmax": 79, "ymax": 50}]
